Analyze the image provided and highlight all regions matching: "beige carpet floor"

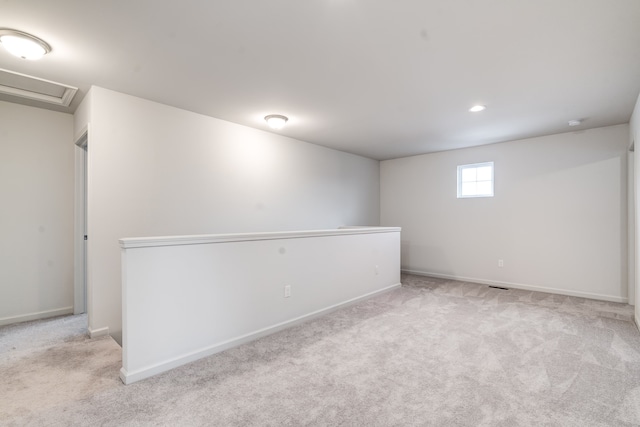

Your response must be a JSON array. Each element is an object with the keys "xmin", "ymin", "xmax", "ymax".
[{"xmin": 2, "ymin": 274, "xmax": 640, "ymax": 426}]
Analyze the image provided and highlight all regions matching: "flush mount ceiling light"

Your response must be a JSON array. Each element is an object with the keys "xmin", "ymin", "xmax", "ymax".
[
  {"xmin": 469, "ymin": 105, "xmax": 487, "ymax": 113},
  {"xmin": 568, "ymin": 119, "xmax": 582, "ymax": 126},
  {"xmin": 265, "ymin": 114, "xmax": 288, "ymax": 129},
  {"xmin": 0, "ymin": 29, "xmax": 51, "ymax": 60}
]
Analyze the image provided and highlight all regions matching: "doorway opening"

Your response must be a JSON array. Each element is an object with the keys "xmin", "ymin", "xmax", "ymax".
[{"xmin": 74, "ymin": 127, "xmax": 88, "ymax": 315}]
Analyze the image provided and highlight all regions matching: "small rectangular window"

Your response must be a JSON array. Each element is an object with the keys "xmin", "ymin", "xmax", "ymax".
[{"xmin": 457, "ymin": 162, "xmax": 494, "ymax": 198}]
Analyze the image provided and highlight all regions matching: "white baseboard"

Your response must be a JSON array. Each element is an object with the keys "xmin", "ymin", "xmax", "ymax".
[
  {"xmin": 88, "ymin": 326, "xmax": 110, "ymax": 338},
  {"xmin": 120, "ymin": 282, "xmax": 402, "ymax": 385},
  {"xmin": 402, "ymin": 269, "xmax": 628, "ymax": 304},
  {"xmin": 634, "ymin": 316, "xmax": 640, "ymax": 333},
  {"xmin": 0, "ymin": 306, "xmax": 73, "ymax": 327}
]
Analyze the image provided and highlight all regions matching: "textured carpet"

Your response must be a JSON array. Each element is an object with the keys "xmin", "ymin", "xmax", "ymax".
[{"xmin": 2, "ymin": 274, "xmax": 640, "ymax": 426}]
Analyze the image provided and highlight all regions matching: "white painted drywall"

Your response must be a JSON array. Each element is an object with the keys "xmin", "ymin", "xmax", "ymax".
[
  {"xmin": 73, "ymin": 86, "xmax": 381, "ymax": 344},
  {"xmin": 120, "ymin": 227, "xmax": 400, "ymax": 384},
  {"xmin": 631, "ymin": 91, "xmax": 640, "ymax": 325},
  {"xmin": 381, "ymin": 124, "xmax": 629, "ymax": 302},
  {"xmin": 629, "ymin": 152, "xmax": 635, "ymax": 307},
  {"xmin": 0, "ymin": 101, "xmax": 74, "ymax": 325}
]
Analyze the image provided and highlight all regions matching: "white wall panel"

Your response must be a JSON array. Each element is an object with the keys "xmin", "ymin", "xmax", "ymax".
[
  {"xmin": 382, "ymin": 125, "xmax": 629, "ymax": 302},
  {"xmin": 120, "ymin": 227, "xmax": 400, "ymax": 384},
  {"xmin": 74, "ymin": 87, "xmax": 381, "ymax": 343},
  {"xmin": 0, "ymin": 101, "xmax": 74, "ymax": 324}
]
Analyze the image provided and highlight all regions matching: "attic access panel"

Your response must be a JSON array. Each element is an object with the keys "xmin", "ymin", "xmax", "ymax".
[{"xmin": 0, "ymin": 68, "xmax": 77, "ymax": 107}]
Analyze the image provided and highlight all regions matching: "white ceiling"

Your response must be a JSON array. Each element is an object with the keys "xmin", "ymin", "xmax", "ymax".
[{"xmin": 1, "ymin": 0, "xmax": 639, "ymax": 160}]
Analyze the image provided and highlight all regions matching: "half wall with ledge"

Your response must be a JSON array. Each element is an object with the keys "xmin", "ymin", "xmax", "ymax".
[{"xmin": 119, "ymin": 226, "xmax": 401, "ymax": 384}]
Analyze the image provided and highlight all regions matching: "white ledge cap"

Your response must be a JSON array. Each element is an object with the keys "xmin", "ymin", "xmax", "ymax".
[{"xmin": 120, "ymin": 226, "xmax": 401, "ymax": 249}]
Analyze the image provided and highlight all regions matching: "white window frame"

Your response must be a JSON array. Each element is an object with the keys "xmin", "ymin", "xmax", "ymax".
[{"xmin": 457, "ymin": 162, "xmax": 494, "ymax": 198}]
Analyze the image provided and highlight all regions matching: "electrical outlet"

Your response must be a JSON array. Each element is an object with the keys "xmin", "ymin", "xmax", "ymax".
[
  {"xmin": 498, "ymin": 259, "xmax": 504, "ymax": 268},
  {"xmin": 284, "ymin": 285, "xmax": 291, "ymax": 298}
]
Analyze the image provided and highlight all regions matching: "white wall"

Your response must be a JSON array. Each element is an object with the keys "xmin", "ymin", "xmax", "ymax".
[
  {"xmin": 120, "ymin": 227, "xmax": 400, "ymax": 384},
  {"xmin": 629, "ymin": 151, "xmax": 635, "ymax": 306},
  {"xmin": 0, "ymin": 101, "xmax": 74, "ymax": 325},
  {"xmin": 381, "ymin": 124, "xmax": 629, "ymax": 302},
  {"xmin": 74, "ymin": 86, "xmax": 381, "ymax": 344},
  {"xmin": 631, "ymin": 91, "xmax": 640, "ymax": 324}
]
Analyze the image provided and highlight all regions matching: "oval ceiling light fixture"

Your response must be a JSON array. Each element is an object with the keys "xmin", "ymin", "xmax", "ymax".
[
  {"xmin": 265, "ymin": 114, "xmax": 288, "ymax": 130},
  {"xmin": 0, "ymin": 28, "xmax": 51, "ymax": 60},
  {"xmin": 469, "ymin": 105, "xmax": 487, "ymax": 113}
]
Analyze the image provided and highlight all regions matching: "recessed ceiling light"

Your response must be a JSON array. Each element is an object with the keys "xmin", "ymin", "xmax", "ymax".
[
  {"xmin": 0, "ymin": 29, "xmax": 51, "ymax": 60},
  {"xmin": 265, "ymin": 114, "xmax": 288, "ymax": 129},
  {"xmin": 469, "ymin": 105, "xmax": 486, "ymax": 113},
  {"xmin": 568, "ymin": 119, "xmax": 582, "ymax": 126}
]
